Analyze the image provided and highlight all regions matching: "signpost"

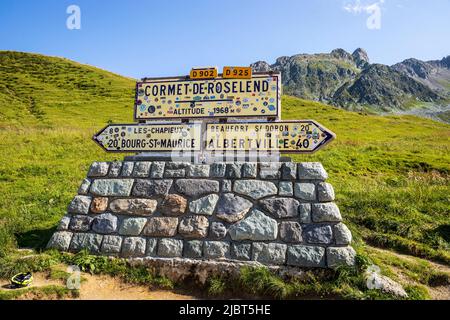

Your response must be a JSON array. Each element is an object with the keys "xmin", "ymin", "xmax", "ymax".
[
  {"xmin": 92, "ymin": 123, "xmax": 201, "ymax": 152},
  {"xmin": 93, "ymin": 67, "xmax": 336, "ymax": 158},
  {"xmin": 205, "ymin": 120, "xmax": 335, "ymax": 153},
  {"xmin": 134, "ymin": 72, "xmax": 281, "ymax": 120}
]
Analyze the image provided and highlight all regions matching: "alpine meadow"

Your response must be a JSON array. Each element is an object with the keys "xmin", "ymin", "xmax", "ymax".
[{"xmin": 0, "ymin": 51, "xmax": 449, "ymax": 300}]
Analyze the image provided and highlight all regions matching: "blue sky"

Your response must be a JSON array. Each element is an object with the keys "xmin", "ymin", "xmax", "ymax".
[{"xmin": 0, "ymin": 0, "xmax": 449, "ymax": 79}]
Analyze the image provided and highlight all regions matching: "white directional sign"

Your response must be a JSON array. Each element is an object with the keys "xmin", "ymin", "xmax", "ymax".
[
  {"xmin": 93, "ymin": 123, "xmax": 202, "ymax": 152},
  {"xmin": 205, "ymin": 120, "xmax": 335, "ymax": 153}
]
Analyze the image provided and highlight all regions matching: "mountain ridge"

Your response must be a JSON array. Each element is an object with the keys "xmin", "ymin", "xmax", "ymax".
[{"xmin": 251, "ymin": 48, "xmax": 449, "ymax": 114}]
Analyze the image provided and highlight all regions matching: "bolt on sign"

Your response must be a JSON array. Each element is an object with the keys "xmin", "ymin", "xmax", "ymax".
[
  {"xmin": 205, "ymin": 120, "xmax": 335, "ymax": 153},
  {"xmin": 92, "ymin": 123, "xmax": 202, "ymax": 152},
  {"xmin": 134, "ymin": 72, "xmax": 281, "ymax": 120}
]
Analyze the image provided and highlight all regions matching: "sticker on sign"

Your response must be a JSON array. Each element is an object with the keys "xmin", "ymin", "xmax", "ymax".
[
  {"xmin": 134, "ymin": 72, "xmax": 281, "ymax": 120},
  {"xmin": 93, "ymin": 123, "xmax": 202, "ymax": 152},
  {"xmin": 205, "ymin": 120, "xmax": 335, "ymax": 153}
]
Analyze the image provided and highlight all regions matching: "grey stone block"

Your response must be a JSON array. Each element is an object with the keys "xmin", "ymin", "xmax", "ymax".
[
  {"xmin": 78, "ymin": 178, "xmax": 91, "ymax": 195},
  {"xmin": 231, "ymin": 243, "xmax": 251, "ymax": 260},
  {"xmin": 119, "ymin": 217, "xmax": 147, "ymax": 236},
  {"xmin": 121, "ymin": 237, "xmax": 146, "ymax": 257},
  {"xmin": 259, "ymin": 197, "xmax": 300, "ymax": 218},
  {"xmin": 88, "ymin": 162, "xmax": 109, "ymax": 177},
  {"xmin": 252, "ymin": 242, "xmax": 287, "ymax": 265},
  {"xmin": 281, "ymin": 162, "xmax": 297, "ymax": 180},
  {"xmin": 334, "ymin": 223, "xmax": 352, "ymax": 245},
  {"xmin": 303, "ymin": 224, "xmax": 333, "ymax": 244},
  {"xmin": 298, "ymin": 162, "xmax": 328, "ymax": 180},
  {"xmin": 146, "ymin": 238, "xmax": 158, "ymax": 256},
  {"xmin": 57, "ymin": 215, "xmax": 71, "ymax": 231},
  {"xmin": 233, "ymin": 180, "xmax": 277, "ymax": 199},
  {"xmin": 222, "ymin": 180, "xmax": 232, "ymax": 192},
  {"xmin": 70, "ymin": 233, "xmax": 103, "ymax": 253},
  {"xmin": 294, "ymin": 183, "xmax": 316, "ymax": 201},
  {"xmin": 68, "ymin": 195, "xmax": 92, "ymax": 214},
  {"xmin": 216, "ymin": 193, "xmax": 253, "ymax": 223},
  {"xmin": 226, "ymin": 163, "xmax": 242, "ymax": 178},
  {"xmin": 164, "ymin": 169, "xmax": 185, "ymax": 178},
  {"xmin": 279, "ymin": 181, "xmax": 293, "ymax": 196},
  {"xmin": 204, "ymin": 241, "xmax": 230, "ymax": 259},
  {"xmin": 312, "ymin": 203, "xmax": 342, "ymax": 222},
  {"xmin": 326, "ymin": 246, "xmax": 356, "ymax": 268},
  {"xmin": 47, "ymin": 231, "xmax": 73, "ymax": 251},
  {"xmin": 210, "ymin": 222, "xmax": 227, "ymax": 240},
  {"xmin": 259, "ymin": 162, "xmax": 281, "ymax": 179},
  {"xmin": 121, "ymin": 162, "xmax": 135, "ymax": 177},
  {"xmin": 90, "ymin": 179, "xmax": 134, "ymax": 197},
  {"xmin": 150, "ymin": 162, "xmax": 165, "ymax": 178},
  {"xmin": 299, "ymin": 203, "xmax": 312, "ymax": 223},
  {"xmin": 242, "ymin": 163, "xmax": 257, "ymax": 178},
  {"xmin": 210, "ymin": 163, "xmax": 226, "ymax": 177},
  {"xmin": 101, "ymin": 235, "xmax": 123, "ymax": 254},
  {"xmin": 175, "ymin": 179, "xmax": 219, "ymax": 197},
  {"xmin": 69, "ymin": 215, "xmax": 93, "ymax": 232},
  {"xmin": 287, "ymin": 245, "xmax": 325, "ymax": 267},
  {"xmin": 132, "ymin": 161, "xmax": 152, "ymax": 177},
  {"xmin": 279, "ymin": 221, "xmax": 302, "ymax": 243},
  {"xmin": 228, "ymin": 209, "xmax": 278, "ymax": 241},
  {"xmin": 132, "ymin": 179, "xmax": 173, "ymax": 198},
  {"xmin": 108, "ymin": 162, "xmax": 122, "ymax": 177},
  {"xmin": 186, "ymin": 164, "xmax": 210, "ymax": 177},
  {"xmin": 189, "ymin": 194, "xmax": 219, "ymax": 215},
  {"xmin": 158, "ymin": 238, "xmax": 183, "ymax": 257},
  {"xmin": 184, "ymin": 240, "xmax": 203, "ymax": 258},
  {"xmin": 91, "ymin": 213, "xmax": 118, "ymax": 234},
  {"xmin": 317, "ymin": 182, "xmax": 335, "ymax": 202}
]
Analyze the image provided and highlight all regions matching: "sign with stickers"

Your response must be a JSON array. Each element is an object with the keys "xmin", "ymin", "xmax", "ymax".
[
  {"xmin": 205, "ymin": 120, "xmax": 335, "ymax": 153},
  {"xmin": 134, "ymin": 73, "xmax": 281, "ymax": 120},
  {"xmin": 92, "ymin": 123, "xmax": 202, "ymax": 152}
]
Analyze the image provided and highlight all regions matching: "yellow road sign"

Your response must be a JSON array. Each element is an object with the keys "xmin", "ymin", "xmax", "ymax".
[
  {"xmin": 205, "ymin": 120, "xmax": 335, "ymax": 153},
  {"xmin": 93, "ymin": 123, "xmax": 201, "ymax": 152},
  {"xmin": 134, "ymin": 72, "xmax": 281, "ymax": 120},
  {"xmin": 223, "ymin": 66, "xmax": 252, "ymax": 79},
  {"xmin": 190, "ymin": 67, "xmax": 218, "ymax": 79}
]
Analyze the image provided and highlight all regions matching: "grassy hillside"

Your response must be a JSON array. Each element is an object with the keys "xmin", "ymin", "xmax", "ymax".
[{"xmin": 0, "ymin": 52, "xmax": 449, "ymax": 298}]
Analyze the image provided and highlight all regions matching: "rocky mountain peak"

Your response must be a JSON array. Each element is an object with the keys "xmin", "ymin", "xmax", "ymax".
[
  {"xmin": 250, "ymin": 60, "xmax": 271, "ymax": 72},
  {"xmin": 330, "ymin": 48, "xmax": 353, "ymax": 61},
  {"xmin": 352, "ymin": 48, "xmax": 370, "ymax": 68}
]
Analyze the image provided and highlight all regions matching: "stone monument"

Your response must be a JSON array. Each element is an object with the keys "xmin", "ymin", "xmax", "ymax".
[{"xmin": 47, "ymin": 67, "xmax": 355, "ymax": 274}]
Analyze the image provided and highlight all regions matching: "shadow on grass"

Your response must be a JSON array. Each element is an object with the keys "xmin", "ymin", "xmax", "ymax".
[{"xmin": 15, "ymin": 226, "xmax": 56, "ymax": 250}]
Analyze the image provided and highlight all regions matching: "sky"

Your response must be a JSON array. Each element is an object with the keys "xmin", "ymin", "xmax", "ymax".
[{"xmin": 0, "ymin": 0, "xmax": 449, "ymax": 79}]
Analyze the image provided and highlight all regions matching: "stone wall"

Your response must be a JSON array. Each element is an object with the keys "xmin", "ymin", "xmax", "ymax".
[{"xmin": 47, "ymin": 161, "xmax": 356, "ymax": 269}]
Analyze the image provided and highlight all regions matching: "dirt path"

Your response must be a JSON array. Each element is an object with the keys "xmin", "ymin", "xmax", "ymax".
[
  {"xmin": 0, "ymin": 272, "xmax": 195, "ymax": 300},
  {"xmin": 75, "ymin": 273, "xmax": 194, "ymax": 300},
  {"xmin": 368, "ymin": 246, "xmax": 450, "ymax": 300}
]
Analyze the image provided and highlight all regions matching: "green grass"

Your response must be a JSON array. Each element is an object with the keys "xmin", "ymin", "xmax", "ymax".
[{"xmin": 0, "ymin": 51, "xmax": 449, "ymax": 299}]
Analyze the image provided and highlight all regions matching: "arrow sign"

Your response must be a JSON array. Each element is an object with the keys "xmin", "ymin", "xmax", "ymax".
[
  {"xmin": 205, "ymin": 120, "xmax": 335, "ymax": 153},
  {"xmin": 93, "ymin": 123, "xmax": 202, "ymax": 152}
]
